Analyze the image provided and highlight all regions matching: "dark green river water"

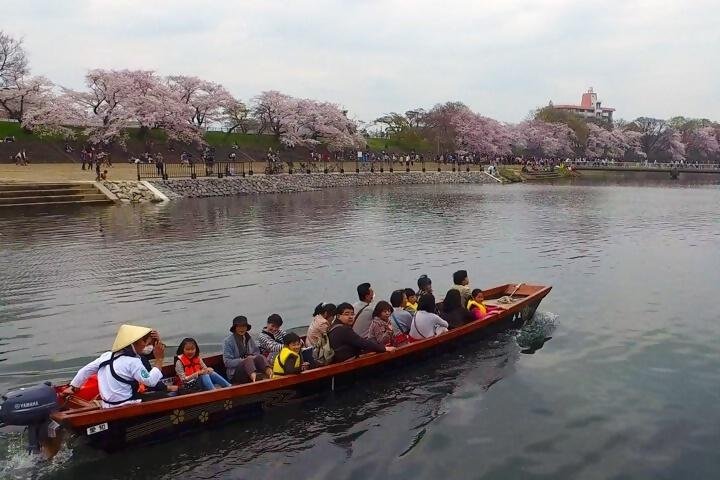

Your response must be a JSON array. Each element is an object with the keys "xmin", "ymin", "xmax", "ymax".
[{"xmin": 1, "ymin": 177, "xmax": 719, "ymax": 479}]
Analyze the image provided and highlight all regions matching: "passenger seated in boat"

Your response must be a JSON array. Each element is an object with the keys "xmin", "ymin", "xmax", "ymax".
[
  {"xmin": 366, "ymin": 301, "xmax": 396, "ymax": 346},
  {"xmin": 409, "ymin": 294, "xmax": 449, "ymax": 341},
  {"xmin": 140, "ymin": 332, "xmax": 178, "ymax": 396},
  {"xmin": 273, "ymin": 333, "xmax": 309, "ymax": 375},
  {"xmin": 62, "ymin": 324, "xmax": 167, "ymax": 408},
  {"xmin": 175, "ymin": 338, "xmax": 230, "ymax": 391},
  {"xmin": 390, "ymin": 290, "xmax": 413, "ymax": 334},
  {"xmin": 439, "ymin": 289, "xmax": 474, "ymax": 329},
  {"xmin": 451, "ymin": 270, "xmax": 472, "ymax": 306},
  {"xmin": 328, "ymin": 302, "xmax": 396, "ymax": 363},
  {"xmin": 403, "ymin": 288, "xmax": 418, "ymax": 315},
  {"xmin": 306, "ymin": 302, "xmax": 336, "ymax": 347},
  {"xmin": 223, "ymin": 316, "xmax": 274, "ymax": 383},
  {"xmin": 257, "ymin": 314, "xmax": 287, "ymax": 364},
  {"xmin": 352, "ymin": 282, "xmax": 376, "ymax": 338},
  {"xmin": 417, "ymin": 274, "xmax": 433, "ymax": 297},
  {"xmin": 467, "ymin": 289, "xmax": 500, "ymax": 320}
]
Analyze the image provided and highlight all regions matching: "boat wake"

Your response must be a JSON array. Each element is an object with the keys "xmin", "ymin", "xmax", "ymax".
[
  {"xmin": 514, "ymin": 311, "xmax": 558, "ymax": 354},
  {"xmin": 0, "ymin": 430, "xmax": 74, "ymax": 480}
]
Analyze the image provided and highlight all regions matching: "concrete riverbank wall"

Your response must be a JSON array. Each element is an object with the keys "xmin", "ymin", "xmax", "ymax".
[{"xmin": 148, "ymin": 171, "xmax": 499, "ymax": 199}]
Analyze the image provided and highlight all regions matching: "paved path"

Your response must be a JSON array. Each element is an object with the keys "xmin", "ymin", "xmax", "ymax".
[
  {"xmin": 575, "ymin": 165, "xmax": 720, "ymax": 174},
  {"xmin": 0, "ymin": 163, "xmax": 140, "ymax": 182}
]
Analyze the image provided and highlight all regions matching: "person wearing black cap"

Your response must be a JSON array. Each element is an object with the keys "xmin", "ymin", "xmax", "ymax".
[
  {"xmin": 222, "ymin": 316, "xmax": 273, "ymax": 383},
  {"xmin": 451, "ymin": 270, "xmax": 472, "ymax": 306}
]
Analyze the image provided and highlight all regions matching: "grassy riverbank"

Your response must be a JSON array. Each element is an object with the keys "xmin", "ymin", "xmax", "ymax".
[{"xmin": 0, "ymin": 121, "xmax": 432, "ymax": 165}]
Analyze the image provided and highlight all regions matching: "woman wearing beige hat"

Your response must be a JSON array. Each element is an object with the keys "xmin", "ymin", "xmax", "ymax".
[{"xmin": 62, "ymin": 324, "xmax": 167, "ymax": 408}]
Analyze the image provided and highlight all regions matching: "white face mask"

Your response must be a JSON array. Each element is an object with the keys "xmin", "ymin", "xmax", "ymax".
[{"xmin": 142, "ymin": 345, "xmax": 154, "ymax": 355}]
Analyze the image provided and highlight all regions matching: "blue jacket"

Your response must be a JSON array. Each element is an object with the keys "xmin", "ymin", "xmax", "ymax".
[{"xmin": 223, "ymin": 333, "xmax": 260, "ymax": 379}]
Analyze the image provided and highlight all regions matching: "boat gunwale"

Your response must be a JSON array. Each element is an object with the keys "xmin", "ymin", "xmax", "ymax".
[{"xmin": 52, "ymin": 283, "xmax": 551, "ymax": 429}]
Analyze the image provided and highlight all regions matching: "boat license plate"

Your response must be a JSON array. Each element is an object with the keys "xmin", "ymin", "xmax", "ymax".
[{"xmin": 86, "ymin": 423, "xmax": 108, "ymax": 435}]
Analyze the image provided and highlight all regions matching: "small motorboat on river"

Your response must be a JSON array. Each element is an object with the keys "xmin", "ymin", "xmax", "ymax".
[{"xmin": 0, "ymin": 283, "xmax": 551, "ymax": 455}]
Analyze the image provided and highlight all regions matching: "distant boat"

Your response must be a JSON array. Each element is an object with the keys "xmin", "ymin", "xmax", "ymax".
[{"xmin": 1, "ymin": 283, "xmax": 551, "ymax": 457}]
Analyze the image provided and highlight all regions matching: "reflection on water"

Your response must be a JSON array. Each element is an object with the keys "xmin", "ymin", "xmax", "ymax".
[{"xmin": 1, "ymin": 180, "xmax": 720, "ymax": 479}]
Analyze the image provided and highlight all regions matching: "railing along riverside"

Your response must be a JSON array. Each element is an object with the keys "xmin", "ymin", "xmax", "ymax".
[
  {"xmin": 136, "ymin": 159, "xmax": 489, "ymax": 180},
  {"xmin": 571, "ymin": 161, "xmax": 720, "ymax": 170},
  {"xmin": 136, "ymin": 161, "xmax": 248, "ymax": 180}
]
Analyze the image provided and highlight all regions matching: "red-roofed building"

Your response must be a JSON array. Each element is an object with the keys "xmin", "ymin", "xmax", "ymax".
[{"xmin": 550, "ymin": 87, "xmax": 614, "ymax": 122}]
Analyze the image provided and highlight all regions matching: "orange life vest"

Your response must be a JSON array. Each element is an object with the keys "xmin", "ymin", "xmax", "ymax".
[{"xmin": 178, "ymin": 354, "xmax": 202, "ymax": 377}]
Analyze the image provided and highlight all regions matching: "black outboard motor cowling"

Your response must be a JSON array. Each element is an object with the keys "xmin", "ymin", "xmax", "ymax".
[
  {"xmin": 0, "ymin": 382, "xmax": 59, "ymax": 426},
  {"xmin": 0, "ymin": 382, "xmax": 60, "ymax": 453}
]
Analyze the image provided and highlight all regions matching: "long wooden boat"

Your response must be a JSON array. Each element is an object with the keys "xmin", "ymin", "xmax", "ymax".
[{"xmin": 37, "ymin": 283, "xmax": 550, "ymax": 453}]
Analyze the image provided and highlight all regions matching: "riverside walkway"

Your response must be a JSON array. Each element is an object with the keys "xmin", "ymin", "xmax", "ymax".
[{"xmin": 572, "ymin": 161, "xmax": 720, "ymax": 174}]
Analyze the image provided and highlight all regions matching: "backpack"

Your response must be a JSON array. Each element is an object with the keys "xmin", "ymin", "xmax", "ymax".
[{"xmin": 313, "ymin": 325, "xmax": 339, "ymax": 365}]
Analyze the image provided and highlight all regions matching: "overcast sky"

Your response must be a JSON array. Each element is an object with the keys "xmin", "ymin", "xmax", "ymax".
[{"xmin": 4, "ymin": 0, "xmax": 719, "ymax": 123}]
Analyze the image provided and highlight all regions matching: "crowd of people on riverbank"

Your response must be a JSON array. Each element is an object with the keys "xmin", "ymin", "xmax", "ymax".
[{"xmin": 62, "ymin": 270, "xmax": 502, "ymax": 409}]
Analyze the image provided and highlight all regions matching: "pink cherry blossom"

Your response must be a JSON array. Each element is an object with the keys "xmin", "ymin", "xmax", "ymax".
[
  {"xmin": 683, "ymin": 126, "xmax": 719, "ymax": 160},
  {"xmin": 167, "ymin": 75, "xmax": 236, "ymax": 127},
  {"xmin": 252, "ymin": 90, "xmax": 364, "ymax": 150},
  {"xmin": 63, "ymin": 69, "xmax": 203, "ymax": 145},
  {"xmin": 514, "ymin": 120, "xmax": 577, "ymax": 158}
]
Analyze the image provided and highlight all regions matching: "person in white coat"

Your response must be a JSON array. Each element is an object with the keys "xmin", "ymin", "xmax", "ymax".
[
  {"xmin": 62, "ymin": 324, "xmax": 166, "ymax": 408},
  {"xmin": 409, "ymin": 293, "xmax": 449, "ymax": 340}
]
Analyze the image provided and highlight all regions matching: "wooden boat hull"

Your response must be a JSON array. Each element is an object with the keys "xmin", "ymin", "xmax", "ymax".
[{"xmin": 52, "ymin": 283, "xmax": 551, "ymax": 452}]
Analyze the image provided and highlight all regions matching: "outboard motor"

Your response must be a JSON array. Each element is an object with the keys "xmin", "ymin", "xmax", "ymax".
[{"xmin": 0, "ymin": 382, "xmax": 60, "ymax": 453}]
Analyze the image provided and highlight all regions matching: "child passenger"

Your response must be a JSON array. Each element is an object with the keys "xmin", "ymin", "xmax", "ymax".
[
  {"xmin": 466, "ymin": 289, "xmax": 500, "ymax": 320},
  {"xmin": 404, "ymin": 288, "xmax": 418, "ymax": 314},
  {"xmin": 273, "ymin": 333, "xmax": 309, "ymax": 375},
  {"xmin": 175, "ymin": 338, "xmax": 231, "ymax": 391}
]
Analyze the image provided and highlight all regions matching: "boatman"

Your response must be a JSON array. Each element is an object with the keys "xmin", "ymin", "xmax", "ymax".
[{"xmin": 61, "ymin": 324, "xmax": 166, "ymax": 408}]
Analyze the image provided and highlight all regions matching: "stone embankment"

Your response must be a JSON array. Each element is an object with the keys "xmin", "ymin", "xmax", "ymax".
[
  {"xmin": 102, "ymin": 181, "xmax": 163, "ymax": 203},
  {"xmin": 150, "ymin": 171, "xmax": 497, "ymax": 199}
]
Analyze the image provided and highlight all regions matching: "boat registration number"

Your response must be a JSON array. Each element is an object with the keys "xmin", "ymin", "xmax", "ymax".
[{"xmin": 87, "ymin": 423, "xmax": 108, "ymax": 435}]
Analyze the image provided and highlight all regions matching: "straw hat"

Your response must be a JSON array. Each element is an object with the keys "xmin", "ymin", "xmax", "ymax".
[{"xmin": 112, "ymin": 324, "xmax": 152, "ymax": 352}]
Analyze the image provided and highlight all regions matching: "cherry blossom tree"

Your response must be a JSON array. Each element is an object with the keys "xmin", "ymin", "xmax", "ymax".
[
  {"xmin": 621, "ymin": 129, "xmax": 647, "ymax": 160},
  {"xmin": 63, "ymin": 69, "xmax": 202, "ymax": 145},
  {"xmin": 223, "ymin": 99, "xmax": 255, "ymax": 133},
  {"xmin": 451, "ymin": 106, "xmax": 513, "ymax": 158},
  {"xmin": 627, "ymin": 117, "xmax": 669, "ymax": 160},
  {"xmin": 252, "ymin": 90, "xmax": 293, "ymax": 136},
  {"xmin": 514, "ymin": 120, "xmax": 577, "ymax": 158},
  {"xmin": 167, "ymin": 75, "xmax": 235, "ymax": 128},
  {"xmin": 0, "ymin": 31, "xmax": 54, "ymax": 128},
  {"xmin": 655, "ymin": 128, "xmax": 686, "ymax": 162},
  {"xmin": 584, "ymin": 124, "xmax": 624, "ymax": 159},
  {"xmin": 252, "ymin": 90, "xmax": 363, "ymax": 150},
  {"xmin": 583, "ymin": 124, "xmax": 650, "ymax": 160},
  {"xmin": 423, "ymin": 101, "xmax": 467, "ymax": 152},
  {"xmin": 0, "ymin": 75, "xmax": 53, "ymax": 123},
  {"xmin": 300, "ymin": 100, "xmax": 365, "ymax": 150},
  {"xmin": 0, "ymin": 31, "xmax": 27, "ymax": 88},
  {"xmin": 21, "ymin": 91, "xmax": 82, "ymax": 138},
  {"xmin": 683, "ymin": 126, "xmax": 719, "ymax": 161}
]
